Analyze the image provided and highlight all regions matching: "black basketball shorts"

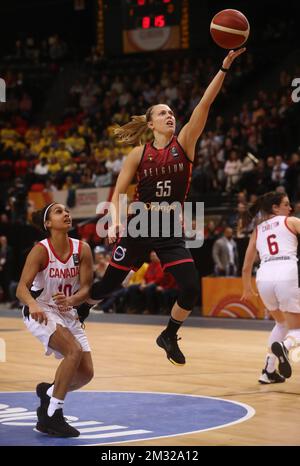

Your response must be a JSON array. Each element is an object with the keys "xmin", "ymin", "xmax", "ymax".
[{"xmin": 109, "ymin": 235, "xmax": 194, "ymax": 272}]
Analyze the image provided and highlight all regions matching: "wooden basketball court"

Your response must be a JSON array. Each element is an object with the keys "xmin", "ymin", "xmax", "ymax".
[{"xmin": 1, "ymin": 314, "xmax": 299, "ymax": 446}]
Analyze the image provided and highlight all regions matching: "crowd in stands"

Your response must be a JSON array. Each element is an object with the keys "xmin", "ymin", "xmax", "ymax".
[
  {"xmin": 3, "ymin": 35, "xmax": 68, "ymax": 65},
  {"xmin": 0, "ymin": 234, "xmax": 179, "ymax": 315},
  {"xmin": 91, "ymin": 249, "xmax": 178, "ymax": 315},
  {"xmin": 0, "ymin": 51, "xmax": 299, "ymax": 215},
  {"xmin": 0, "ymin": 39, "xmax": 300, "ymax": 310},
  {"xmin": 2, "ymin": 196, "xmax": 300, "ymax": 310},
  {"xmin": 193, "ymin": 73, "xmax": 300, "ymax": 203},
  {"xmin": 0, "ymin": 35, "xmax": 69, "ymax": 136}
]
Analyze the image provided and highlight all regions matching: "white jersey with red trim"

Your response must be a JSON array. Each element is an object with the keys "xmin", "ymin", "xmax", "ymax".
[
  {"xmin": 256, "ymin": 216, "xmax": 298, "ymax": 281},
  {"xmin": 31, "ymin": 237, "xmax": 82, "ymax": 308}
]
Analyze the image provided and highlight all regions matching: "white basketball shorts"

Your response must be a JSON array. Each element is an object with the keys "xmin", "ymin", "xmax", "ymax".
[
  {"xmin": 23, "ymin": 305, "xmax": 91, "ymax": 359},
  {"xmin": 256, "ymin": 279, "xmax": 300, "ymax": 313}
]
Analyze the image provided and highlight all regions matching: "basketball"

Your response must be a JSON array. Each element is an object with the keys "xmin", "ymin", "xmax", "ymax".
[{"xmin": 210, "ymin": 9, "xmax": 250, "ymax": 49}]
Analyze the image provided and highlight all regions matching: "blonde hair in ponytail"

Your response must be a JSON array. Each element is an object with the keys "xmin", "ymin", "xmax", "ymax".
[{"xmin": 113, "ymin": 106, "xmax": 154, "ymax": 146}]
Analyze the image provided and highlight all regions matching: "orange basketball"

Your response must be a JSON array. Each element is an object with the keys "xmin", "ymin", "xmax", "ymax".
[{"xmin": 210, "ymin": 9, "xmax": 250, "ymax": 49}]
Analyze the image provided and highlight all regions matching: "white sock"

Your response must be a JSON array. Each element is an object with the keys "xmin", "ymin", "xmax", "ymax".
[
  {"xmin": 265, "ymin": 353, "xmax": 277, "ymax": 373},
  {"xmin": 284, "ymin": 329, "xmax": 300, "ymax": 351},
  {"xmin": 47, "ymin": 397, "xmax": 64, "ymax": 417},
  {"xmin": 268, "ymin": 322, "xmax": 288, "ymax": 347},
  {"xmin": 265, "ymin": 322, "xmax": 288, "ymax": 372},
  {"xmin": 46, "ymin": 385, "xmax": 54, "ymax": 398}
]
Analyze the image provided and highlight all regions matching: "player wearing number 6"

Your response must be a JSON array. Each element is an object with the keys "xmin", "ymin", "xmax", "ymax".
[
  {"xmin": 241, "ymin": 192, "xmax": 300, "ymax": 384},
  {"xmin": 80, "ymin": 48, "xmax": 245, "ymax": 366},
  {"xmin": 16, "ymin": 202, "xmax": 94, "ymax": 437}
]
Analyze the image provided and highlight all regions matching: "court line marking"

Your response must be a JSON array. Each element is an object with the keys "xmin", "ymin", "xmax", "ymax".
[{"xmin": 0, "ymin": 390, "xmax": 255, "ymax": 446}]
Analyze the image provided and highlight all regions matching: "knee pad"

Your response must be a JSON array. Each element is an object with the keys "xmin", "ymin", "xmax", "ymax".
[{"xmin": 177, "ymin": 282, "xmax": 200, "ymax": 310}]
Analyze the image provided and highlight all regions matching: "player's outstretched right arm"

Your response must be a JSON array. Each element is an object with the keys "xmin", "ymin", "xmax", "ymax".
[{"xmin": 178, "ymin": 48, "xmax": 246, "ymax": 161}]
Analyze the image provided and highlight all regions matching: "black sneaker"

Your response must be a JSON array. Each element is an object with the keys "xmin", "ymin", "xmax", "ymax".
[
  {"xmin": 156, "ymin": 331, "xmax": 185, "ymax": 365},
  {"xmin": 271, "ymin": 342, "xmax": 292, "ymax": 378},
  {"xmin": 258, "ymin": 369, "xmax": 285, "ymax": 384},
  {"xmin": 36, "ymin": 382, "xmax": 52, "ymax": 410},
  {"xmin": 36, "ymin": 408, "xmax": 80, "ymax": 437}
]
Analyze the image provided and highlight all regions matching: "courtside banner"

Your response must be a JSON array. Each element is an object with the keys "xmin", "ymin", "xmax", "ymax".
[
  {"xmin": 202, "ymin": 277, "xmax": 266, "ymax": 319},
  {"xmin": 28, "ymin": 185, "xmax": 137, "ymax": 219}
]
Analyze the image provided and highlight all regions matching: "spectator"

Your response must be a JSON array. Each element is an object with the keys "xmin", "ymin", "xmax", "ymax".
[
  {"xmin": 34, "ymin": 157, "xmax": 49, "ymax": 178},
  {"xmin": 204, "ymin": 220, "xmax": 220, "ymax": 241},
  {"xmin": 224, "ymin": 150, "xmax": 242, "ymax": 192},
  {"xmin": 140, "ymin": 251, "xmax": 164, "ymax": 314},
  {"xmin": 212, "ymin": 227, "xmax": 239, "ymax": 276},
  {"xmin": 93, "ymin": 248, "xmax": 109, "ymax": 282},
  {"xmin": 271, "ymin": 155, "xmax": 288, "ymax": 186},
  {"xmin": 124, "ymin": 263, "xmax": 149, "ymax": 314}
]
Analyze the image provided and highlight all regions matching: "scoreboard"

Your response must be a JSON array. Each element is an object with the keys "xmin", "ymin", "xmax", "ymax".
[
  {"xmin": 101, "ymin": 0, "xmax": 189, "ymax": 55},
  {"xmin": 121, "ymin": 0, "xmax": 187, "ymax": 53},
  {"xmin": 122, "ymin": 0, "xmax": 181, "ymax": 30}
]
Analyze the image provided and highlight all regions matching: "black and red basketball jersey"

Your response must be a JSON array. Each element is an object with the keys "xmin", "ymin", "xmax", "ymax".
[{"xmin": 134, "ymin": 136, "xmax": 192, "ymax": 204}]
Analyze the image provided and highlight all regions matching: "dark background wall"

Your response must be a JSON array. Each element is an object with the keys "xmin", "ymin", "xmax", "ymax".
[
  {"xmin": 0, "ymin": 0, "xmax": 299, "ymax": 57},
  {"xmin": 0, "ymin": 0, "xmax": 97, "ymax": 58}
]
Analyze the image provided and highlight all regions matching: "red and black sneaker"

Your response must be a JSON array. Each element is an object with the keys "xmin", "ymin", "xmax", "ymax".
[{"xmin": 156, "ymin": 331, "xmax": 185, "ymax": 366}]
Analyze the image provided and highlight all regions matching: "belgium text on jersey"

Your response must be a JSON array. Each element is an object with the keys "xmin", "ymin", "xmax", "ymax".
[{"xmin": 95, "ymin": 195, "xmax": 204, "ymax": 249}]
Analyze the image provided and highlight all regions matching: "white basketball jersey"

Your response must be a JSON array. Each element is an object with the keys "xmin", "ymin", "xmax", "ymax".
[
  {"xmin": 256, "ymin": 216, "xmax": 298, "ymax": 281},
  {"xmin": 31, "ymin": 237, "xmax": 82, "ymax": 308}
]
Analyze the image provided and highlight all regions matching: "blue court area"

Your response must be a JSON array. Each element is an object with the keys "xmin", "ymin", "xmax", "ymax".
[{"xmin": 0, "ymin": 391, "xmax": 255, "ymax": 446}]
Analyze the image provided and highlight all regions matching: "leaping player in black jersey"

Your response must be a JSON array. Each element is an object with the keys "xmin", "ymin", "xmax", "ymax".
[
  {"xmin": 17, "ymin": 203, "xmax": 94, "ymax": 437},
  {"xmin": 81, "ymin": 48, "xmax": 245, "ymax": 366}
]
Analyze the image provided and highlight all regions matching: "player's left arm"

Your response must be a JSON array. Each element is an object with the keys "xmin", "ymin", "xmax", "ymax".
[
  {"xmin": 53, "ymin": 242, "xmax": 94, "ymax": 309},
  {"xmin": 178, "ymin": 48, "xmax": 246, "ymax": 161},
  {"xmin": 71, "ymin": 242, "xmax": 94, "ymax": 306}
]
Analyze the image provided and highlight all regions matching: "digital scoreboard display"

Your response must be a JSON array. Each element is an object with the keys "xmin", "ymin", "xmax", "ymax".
[
  {"xmin": 122, "ymin": 0, "xmax": 184, "ymax": 53},
  {"xmin": 123, "ymin": 0, "xmax": 181, "ymax": 30}
]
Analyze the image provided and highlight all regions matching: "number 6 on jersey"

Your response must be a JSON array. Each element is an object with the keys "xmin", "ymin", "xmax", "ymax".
[{"xmin": 267, "ymin": 234, "xmax": 279, "ymax": 255}]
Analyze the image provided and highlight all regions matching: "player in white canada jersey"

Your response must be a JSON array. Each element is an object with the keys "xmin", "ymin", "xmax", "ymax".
[
  {"xmin": 16, "ymin": 202, "xmax": 94, "ymax": 437},
  {"xmin": 31, "ymin": 237, "xmax": 82, "ymax": 308},
  {"xmin": 242, "ymin": 192, "xmax": 300, "ymax": 384}
]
